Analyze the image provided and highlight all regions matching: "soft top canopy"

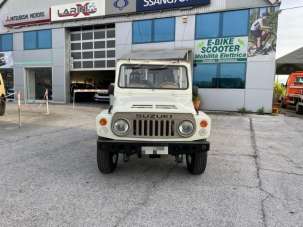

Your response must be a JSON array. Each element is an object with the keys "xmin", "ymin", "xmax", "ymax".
[{"xmin": 119, "ymin": 49, "xmax": 192, "ymax": 61}]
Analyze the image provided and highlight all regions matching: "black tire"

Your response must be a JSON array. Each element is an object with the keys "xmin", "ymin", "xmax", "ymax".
[
  {"xmin": 97, "ymin": 144, "xmax": 118, "ymax": 174},
  {"xmin": 0, "ymin": 98, "xmax": 6, "ymax": 116},
  {"xmin": 186, "ymin": 152, "xmax": 208, "ymax": 175}
]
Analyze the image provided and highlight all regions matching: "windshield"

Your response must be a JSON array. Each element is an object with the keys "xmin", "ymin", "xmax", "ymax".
[{"xmin": 119, "ymin": 65, "xmax": 188, "ymax": 90}]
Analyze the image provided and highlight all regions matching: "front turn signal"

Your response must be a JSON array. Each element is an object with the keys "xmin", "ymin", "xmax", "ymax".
[
  {"xmin": 200, "ymin": 120, "xmax": 208, "ymax": 128},
  {"xmin": 99, "ymin": 118, "xmax": 108, "ymax": 126}
]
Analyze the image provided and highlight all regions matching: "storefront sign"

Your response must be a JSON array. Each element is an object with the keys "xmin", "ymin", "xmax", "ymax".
[
  {"xmin": 136, "ymin": 0, "xmax": 210, "ymax": 12},
  {"xmin": 4, "ymin": 11, "xmax": 50, "ymax": 28},
  {"xmin": 106, "ymin": 0, "xmax": 136, "ymax": 15},
  {"xmin": 0, "ymin": 52, "xmax": 14, "ymax": 69},
  {"xmin": 51, "ymin": 1, "xmax": 105, "ymax": 22},
  {"xmin": 195, "ymin": 37, "xmax": 248, "ymax": 63}
]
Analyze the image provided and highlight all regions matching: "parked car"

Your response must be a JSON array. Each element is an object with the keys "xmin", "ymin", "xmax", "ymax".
[
  {"xmin": 0, "ymin": 53, "xmax": 6, "ymax": 67},
  {"xmin": 96, "ymin": 50, "xmax": 211, "ymax": 175},
  {"xmin": 70, "ymin": 82, "xmax": 96, "ymax": 102},
  {"xmin": 6, "ymin": 88, "xmax": 15, "ymax": 100},
  {"xmin": 281, "ymin": 71, "xmax": 303, "ymax": 114}
]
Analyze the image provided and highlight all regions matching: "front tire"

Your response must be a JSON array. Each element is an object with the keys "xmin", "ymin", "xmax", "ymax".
[
  {"xmin": 97, "ymin": 144, "xmax": 118, "ymax": 174},
  {"xmin": 186, "ymin": 151, "xmax": 208, "ymax": 175},
  {"xmin": 0, "ymin": 98, "xmax": 6, "ymax": 116}
]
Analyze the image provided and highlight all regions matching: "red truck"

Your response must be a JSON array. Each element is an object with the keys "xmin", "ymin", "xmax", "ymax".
[{"xmin": 281, "ymin": 72, "xmax": 303, "ymax": 114}]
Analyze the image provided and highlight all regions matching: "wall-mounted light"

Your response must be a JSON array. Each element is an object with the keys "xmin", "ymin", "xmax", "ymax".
[{"xmin": 181, "ymin": 16, "xmax": 188, "ymax": 24}]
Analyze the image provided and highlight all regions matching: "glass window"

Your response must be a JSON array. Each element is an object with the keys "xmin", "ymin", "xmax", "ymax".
[
  {"xmin": 24, "ymin": 30, "xmax": 52, "ymax": 50},
  {"xmin": 0, "ymin": 34, "xmax": 13, "ymax": 51},
  {"xmin": 37, "ymin": 30, "xmax": 52, "ymax": 49},
  {"xmin": 196, "ymin": 13, "xmax": 220, "ymax": 39},
  {"xmin": 133, "ymin": 20, "xmax": 152, "ymax": 44},
  {"xmin": 153, "ymin": 18, "xmax": 175, "ymax": 42},
  {"xmin": 222, "ymin": 10, "xmax": 249, "ymax": 37},
  {"xmin": 219, "ymin": 63, "xmax": 246, "ymax": 89},
  {"xmin": 119, "ymin": 65, "xmax": 188, "ymax": 90},
  {"xmin": 24, "ymin": 31, "xmax": 37, "ymax": 50},
  {"xmin": 194, "ymin": 64, "xmax": 218, "ymax": 88}
]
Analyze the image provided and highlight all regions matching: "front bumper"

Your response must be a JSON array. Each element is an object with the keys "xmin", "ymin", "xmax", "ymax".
[{"xmin": 97, "ymin": 137, "xmax": 210, "ymax": 155}]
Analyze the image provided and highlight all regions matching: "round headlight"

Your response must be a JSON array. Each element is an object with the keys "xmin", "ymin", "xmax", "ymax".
[
  {"xmin": 178, "ymin": 121, "xmax": 194, "ymax": 137},
  {"xmin": 112, "ymin": 119, "xmax": 129, "ymax": 136}
]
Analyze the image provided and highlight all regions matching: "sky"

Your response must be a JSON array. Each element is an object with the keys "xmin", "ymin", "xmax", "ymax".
[{"xmin": 277, "ymin": 0, "xmax": 303, "ymax": 58}]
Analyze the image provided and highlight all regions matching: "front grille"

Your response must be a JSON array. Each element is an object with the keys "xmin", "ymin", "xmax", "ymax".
[
  {"xmin": 112, "ymin": 112, "xmax": 195, "ymax": 139},
  {"xmin": 133, "ymin": 119, "xmax": 175, "ymax": 137}
]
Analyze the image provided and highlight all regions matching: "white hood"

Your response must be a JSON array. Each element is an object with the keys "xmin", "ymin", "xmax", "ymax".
[{"xmin": 113, "ymin": 94, "xmax": 195, "ymax": 114}]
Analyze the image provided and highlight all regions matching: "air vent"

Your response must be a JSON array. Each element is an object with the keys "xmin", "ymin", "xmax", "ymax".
[
  {"xmin": 155, "ymin": 105, "xmax": 177, "ymax": 110},
  {"xmin": 132, "ymin": 105, "xmax": 153, "ymax": 109}
]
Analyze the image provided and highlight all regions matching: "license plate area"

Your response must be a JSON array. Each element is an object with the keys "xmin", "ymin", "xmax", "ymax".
[{"xmin": 141, "ymin": 146, "xmax": 168, "ymax": 155}]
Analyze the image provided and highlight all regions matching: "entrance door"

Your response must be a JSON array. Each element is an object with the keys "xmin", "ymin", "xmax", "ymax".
[{"xmin": 26, "ymin": 68, "xmax": 52, "ymax": 102}]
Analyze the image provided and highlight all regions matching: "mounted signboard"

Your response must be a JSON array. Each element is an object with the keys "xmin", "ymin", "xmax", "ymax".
[
  {"xmin": 195, "ymin": 37, "xmax": 248, "ymax": 63},
  {"xmin": 106, "ymin": 0, "xmax": 136, "ymax": 15},
  {"xmin": 136, "ymin": 0, "xmax": 210, "ymax": 12},
  {"xmin": 4, "ymin": 10, "xmax": 50, "ymax": 28},
  {"xmin": 51, "ymin": 1, "xmax": 105, "ymax": 22}
]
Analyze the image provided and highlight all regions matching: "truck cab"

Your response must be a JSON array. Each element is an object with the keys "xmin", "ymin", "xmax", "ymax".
[
  {"xmin": 96, "ymin": 50, "xmax": 211, "ymax": 175},
  {"xmin": 282, "ymin": 71, "xmax": 303, "ymax": 113},
  {"xmin": 0, "ymin": 73, "xmax": 6, "ymax": 116}
]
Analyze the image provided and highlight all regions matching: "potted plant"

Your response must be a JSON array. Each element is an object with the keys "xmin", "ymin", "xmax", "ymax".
[{"xmin": 192, "ymin": 86, "xmax": 201, "ymax": 111}]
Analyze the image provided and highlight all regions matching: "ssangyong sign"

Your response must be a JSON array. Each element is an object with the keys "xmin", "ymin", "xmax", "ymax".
[
  {"xmin": 51, "ymin": 1, "xmax": 105, "ymax": 22},
  {"xmin": 136, "ymin": 0, "xmax": 210, "ymax": 12}
]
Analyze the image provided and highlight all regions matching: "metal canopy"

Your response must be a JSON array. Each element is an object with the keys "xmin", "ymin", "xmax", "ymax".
[
  {"xmin": 119, "ymin": 49, "xmax": 191, "ymax": 61},
  {"xmin": 276, "ymin": 47, "xmax": 303, "ymax": 75}
]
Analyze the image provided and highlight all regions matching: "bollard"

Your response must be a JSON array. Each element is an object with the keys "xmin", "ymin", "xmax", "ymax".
[
  {"xmin": 17, "ymin": 91, "xmax": 21, "ymax": 128},
  {"xmin": 45, "ymin": 89, "xmax": 50, "ymax": 115}
]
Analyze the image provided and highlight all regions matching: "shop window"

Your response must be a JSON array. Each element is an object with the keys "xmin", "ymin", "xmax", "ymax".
[
  {"xmin": 194, "ymin": 63, "xmax": 246, "ymax": 89},
  {"xmin": 24, "ymin": 29, "xmax": 52, "ymax": 50},
  {"xmin": 194, "ymin": 64, "xmax": 218, "ymax": 88},
  {"xmin": 219, "ymin": 63, "xmax": 246, "ymax": 89},
  {"xmin": 222, "ymin": 10, "xmax": 249, "ymax": 37},
  {"xmin": 0, "ymin": 34, "xmax": 13, "ymax": 52},
  {"xmin": 196, "ymin": 13, "xmax": 220, "ymax": 39},
  {"xmin": 132, "ymin": 18, "xmax": 175, "ymax": 44}
]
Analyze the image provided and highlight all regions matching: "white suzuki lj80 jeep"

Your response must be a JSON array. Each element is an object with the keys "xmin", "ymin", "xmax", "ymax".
[{"xmin": 96, "ymin": 50, "xmax": 211, "ymax": 175}]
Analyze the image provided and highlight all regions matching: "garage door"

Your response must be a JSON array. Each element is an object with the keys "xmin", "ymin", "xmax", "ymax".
[{"xmin": 70, "ymin": 24, "xmax": 116, "ymax": 71}]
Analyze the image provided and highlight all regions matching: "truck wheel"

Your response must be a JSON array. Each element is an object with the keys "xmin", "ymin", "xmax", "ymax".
[
  {"xmin": 97, "ymin": 146, "xmax": 118, "ymax": 174},
  {"xmin": 186, "ymin": 152, "xmax": 207, "ymax": 175},
  {"xmin": 0, "ymin": 98, "xmax": 6, "ymax": 116},
  {"xmin": 296, "ymin": 103, "xmax": 303, "ymax": 114}
]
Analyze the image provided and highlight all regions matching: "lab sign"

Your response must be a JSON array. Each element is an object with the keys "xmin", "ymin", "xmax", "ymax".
[
  {"xmin": 51, "ymin": 1, "xmax": 105, "ymax": 22},
  {"xmin": 137, "ymin": 0, "xmax": 210, "ymax": 12},
  {"xmin": 195, "ymin": 37, "xmax": 248, "ymax": 63}
]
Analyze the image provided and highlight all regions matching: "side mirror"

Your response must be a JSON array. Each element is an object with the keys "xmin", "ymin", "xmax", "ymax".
[{"xmin": 108, "ymin": 84, "xmax": 115, "ymax": 96}]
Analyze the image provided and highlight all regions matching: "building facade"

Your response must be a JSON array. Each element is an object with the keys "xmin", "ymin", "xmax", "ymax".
[{"xmin": 0, "ymin": 0, "xmax": 280, "ymax": 112}]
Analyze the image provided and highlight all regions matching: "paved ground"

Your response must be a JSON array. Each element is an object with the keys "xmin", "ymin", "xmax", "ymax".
[{"xmin": 0, "ymin": 103, "xmax": 302, "ymax": 227}]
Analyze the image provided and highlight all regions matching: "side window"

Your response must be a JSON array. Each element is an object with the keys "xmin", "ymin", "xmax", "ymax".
[{"xmin": 196, "ymin": 13, "xmax": 220, "ymax": 39}]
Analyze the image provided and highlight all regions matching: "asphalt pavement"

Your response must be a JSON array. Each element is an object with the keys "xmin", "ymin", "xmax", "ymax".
[{"xmin": 0, "ymin": 103, "xmax": 302, "ymax": 227}]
